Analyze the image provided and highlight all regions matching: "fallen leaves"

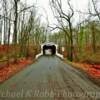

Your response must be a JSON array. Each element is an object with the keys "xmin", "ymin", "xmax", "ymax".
[
  {"xmin": 0, "ymin": 59, "xmax": 33, "ymax": 83},
  {"xmin": 71, "ymin": 62, "xmax": 100, "ymax": 79}
]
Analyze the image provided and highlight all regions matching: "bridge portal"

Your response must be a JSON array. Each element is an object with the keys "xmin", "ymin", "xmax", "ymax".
[
  {"xmin": 43, "ymin": 45, "xmax": 56, "ymax": 55},
  {"xmin": 36, "ymin": 42, "xmax": 63, "ymax": 59}
]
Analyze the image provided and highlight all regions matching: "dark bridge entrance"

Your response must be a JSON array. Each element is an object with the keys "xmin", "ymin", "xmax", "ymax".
[
  {"xmin": 43, "ymin": 45, "xmax": 56, "ymax": 55},
  {"xmin": 36, "ymin": 42, "xmax": 63, "ymax": 59}
]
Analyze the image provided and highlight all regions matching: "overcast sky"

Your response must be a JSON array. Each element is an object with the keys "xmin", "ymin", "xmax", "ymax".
[{"xmin": 24, "ymin": 0, "xmax": 89, "ymax": 25}]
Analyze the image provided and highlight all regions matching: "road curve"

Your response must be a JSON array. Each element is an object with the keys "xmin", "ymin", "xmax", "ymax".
[{"xmin": 0, "ymin": 56, "xmax": 100, "ymax": 100}]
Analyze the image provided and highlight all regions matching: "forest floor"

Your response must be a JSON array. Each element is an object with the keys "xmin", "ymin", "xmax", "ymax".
[
  {"xmin": 0, "ymin": 58, "xmax": 34, "ymax": 83},
  {"xmin": 0, "ymin": 57, "xmax": 100, "ymax": 86},
  {"xmin": 0, "ymin": 45, "xmax": 100, "ymax": 86},
  {"xmin": 67, "ymin": 61, "xmax": 100, "ymax": 86},
  {"xmin": 0, "ymin": 45, "xmax": 37, "ymax": 83},
  {"xmin": 0, "ymin": 56, "xmax": 100, "ymax": 100}
]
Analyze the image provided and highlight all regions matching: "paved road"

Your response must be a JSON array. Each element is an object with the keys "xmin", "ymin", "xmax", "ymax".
[{"xmin": 0, "ymin": 56, "xmax": 100, "ymax": 100}]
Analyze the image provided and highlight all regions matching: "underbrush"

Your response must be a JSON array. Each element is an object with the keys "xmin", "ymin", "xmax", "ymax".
[
  {"xmin": 73, "ymin": 50, "xmax": 100, "ymax": 65},
  {"xmin": 0, "ymin": 44, "xmax": 37, "ymax": 83},
  {"xmin": 64, "ymin": 47, "xmax": 100, "ymax": 86},
  {"xmin": 0, "ymin": 44, "xmax": 39, "ymax": 63},
  {"xmin": 0, "ymin": 58, "xmax": 33, "ymax": 83}
]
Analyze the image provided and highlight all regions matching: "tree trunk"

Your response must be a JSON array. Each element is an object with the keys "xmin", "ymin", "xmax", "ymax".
[
  {"xmin": 13, "ymin": 0, "xmax": 18, "ymax": 63},
  {"xmin": 68, "ymin": 20, "xmax": 73, "ymax": 61}
]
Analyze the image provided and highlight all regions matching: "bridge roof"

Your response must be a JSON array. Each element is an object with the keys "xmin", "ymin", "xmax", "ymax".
[{"xmin": 41, "ymin": 42, "xmax": 57, "ymax": 46}]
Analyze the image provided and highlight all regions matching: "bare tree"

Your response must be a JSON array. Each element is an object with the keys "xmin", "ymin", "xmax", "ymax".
[
  {"xmin": 2, "ymin": 0, "xmax": 8, "ymax": 44},
  {"xmin": 13, "ymin": 0, "xmax": 20, "ymax": 44},
  {"xmin": 88, "ymin": 0, "xmax": 100, "ymax": 21},
  {"xmin": 49, "ymin": 0, "xmax": 74, "ymax": 61}
]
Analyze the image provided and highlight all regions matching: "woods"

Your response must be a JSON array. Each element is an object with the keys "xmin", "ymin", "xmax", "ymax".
[
  {"xmin": 0, "ymin": 0, "xmax": 99, "ymax": 87},
  {"xmin": 0, "ymin": 0, "xmax": 46, "ymax": 65},
  {"xmin": 0, "ymin": 0, "xmax": 100, "ymax": 66},
  {"xmin": 49, "ymin": 0, "xmax": 100, "ymax": 63},
  {"xmin": 0, "ymin": 0, "xmax": 100, "ymax": 98}
]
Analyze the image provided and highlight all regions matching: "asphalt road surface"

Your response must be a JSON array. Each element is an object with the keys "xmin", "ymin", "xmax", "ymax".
[{"xmin": 0, "ymin": 56, "xmax": 100, "ymax": 100}]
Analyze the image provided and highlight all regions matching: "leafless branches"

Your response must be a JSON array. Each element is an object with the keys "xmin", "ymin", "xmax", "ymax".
[{"xmin": 49, "ymin": 0, "xmax": 74, "ymax": 61}]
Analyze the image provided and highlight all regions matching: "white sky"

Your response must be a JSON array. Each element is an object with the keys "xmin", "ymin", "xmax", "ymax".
[
  {"xmin": 25, "ymin": 0, "xmax": 89, "ymax": 26},
  {"xmin": 31, "ymin": 0, "xmax": 89, "ymax": 25}
]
